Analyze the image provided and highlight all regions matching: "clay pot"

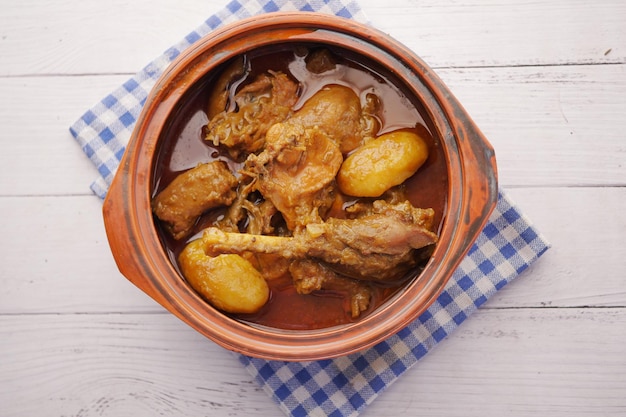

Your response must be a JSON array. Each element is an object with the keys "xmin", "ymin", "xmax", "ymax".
[{"xmin": 103, "ymin": 12, "xmax": 497, "ymax": 361}]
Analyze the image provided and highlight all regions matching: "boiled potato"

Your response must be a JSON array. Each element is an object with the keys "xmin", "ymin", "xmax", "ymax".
[
  {"xmin": 337, "ymin": 131, "xmax": 429, "ymax": 197},
  {"xmin": 178, "ymin": 239, "xmax": 269, "ymax": 314}
]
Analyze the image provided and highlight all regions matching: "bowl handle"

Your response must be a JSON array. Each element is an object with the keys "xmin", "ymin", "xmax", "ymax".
[
  {"xmin": 450, "ymin": 94, "xmax": 499, "ymax": 249},
  {"xmin": 102, "ymin": 162, "xmax": 171, "ymax": 309}
]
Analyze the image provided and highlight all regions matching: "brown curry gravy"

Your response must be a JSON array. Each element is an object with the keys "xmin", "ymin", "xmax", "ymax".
[{"xmin": 152, "ymin": 44, "xmax": 448, "ymax": 330}]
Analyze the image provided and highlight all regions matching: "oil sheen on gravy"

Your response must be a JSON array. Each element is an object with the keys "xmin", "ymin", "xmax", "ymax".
[{"xmin": 152, "ymin": 44, "xmax": 448, "ymax": 330}]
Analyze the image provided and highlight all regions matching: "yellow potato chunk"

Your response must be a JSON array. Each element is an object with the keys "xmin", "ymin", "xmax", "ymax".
[
  {"xmin": 337, "ymin": 131, "xmax": 429, "ymax": 197},
  {"xmin": 178, "ymin": 239, "xmax": 269, "ymax": 314}
]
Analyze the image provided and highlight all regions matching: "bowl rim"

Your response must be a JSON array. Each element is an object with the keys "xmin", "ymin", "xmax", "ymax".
[{"xmin": 103, "ymin": 11, "xmax": 498, "ymax": 361}]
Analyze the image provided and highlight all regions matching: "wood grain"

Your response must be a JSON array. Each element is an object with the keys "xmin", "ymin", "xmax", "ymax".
[
  {"xmin": 1, "ymin": 63, "xmax": 623, "ymax": 197},
  {"xmin": 0, "ymin": 0, "xmax": 624, "ymax": 77},
  {"xmin": 365, "ymin": 0, "xmax": 626, "ymax": 68},
  {"xmin": 0, "ymin": 75, "xmax": 126, "ymax": 196},
  {"xmin": 0, "ymin": 313, "xmax": 275, "ymax": 416},
  {"xmin": 1, "ymin": 308, "xmax": 624, "ymax": 416},
  {"xmin": 491, "ymin": 187, "xmax": 626, "ymax": 308},
  {"xmin": 438, "ymin": 64, "xmax": 626, "ymax": 187},
  {"xmin": 1, "ymin": 188, "xmax": 624, "ymax": 313},
  {"xmin": 364, "ymin": 307, "xmax": 626, "ymax": 417},
  {"xmin": 0, "ymin": 0, "xmax": 224, "ymax": 77},
  {"xmin": 1, "ymin": 0, "xmax": 625, "ymax": 416}
]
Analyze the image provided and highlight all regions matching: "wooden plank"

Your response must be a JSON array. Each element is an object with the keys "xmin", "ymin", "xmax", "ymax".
[
  {"xmin": 0, "ymin": 0, "xmax": 224, "ymax": 77},
  {"xmin": 0, "ymin": 74, "xmax": 128, "ymax": 196},
  {"xmin": 1, "ymin": 64, "xmax": 624, "ymax": 197},
  {"xmin": 1, "ymin": 308, "xmax": 624, "ymax": 416},
  {"xmin": 437, "ymin": 64, "xmax": 626, "ymax": 187},
  {"xmin": 488, "ymin": 187, "xmax": 626, "ymax": 308},
  {"xmin": 0, "ymin": 313, "xmax": 277, "ymax": 416},
  {"xmin": 0, "ymin": 2, "xmax": 622, "ymax": 417},
  {"xmin": 1, "ymin": 187, "xmax": 624, "ymax": 314},
  {"xmin": 0, "ymin": 0, "xmax": 623, "ymax": 76},
  {"xmin": 0, "ymin": 195, "xmax": 158, "ymax": 314},
  {"xmin": 365, "ymin": 0, "xmax": 626, "ymax": 68},
  {"xmin": 365, "ymin": 307, "xmax": 626, "ymax": 417}
]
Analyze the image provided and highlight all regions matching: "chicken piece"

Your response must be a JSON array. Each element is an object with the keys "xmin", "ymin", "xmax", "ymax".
[
  {"xmin": 215, "ymin": 178, "xmax": 279, "ymax": 236},
  {"xmin": 304, "ymin": 48, "xmax": 337, "ymax": 74},
  {"xmin": 243, "ymin": 122, "xmax": 343, "ymax": 231},
  {"xmin": 152, "ymin": 161, "xmax": 238, "ymax": 240},
  {"xmin": 290, "ymin": 259, "xmax": 372, "ymax": 318},
  {"xmin": 288, "ymin": 84, "xmax": 363, "ymax": 154},
  {"xmin": 344, "ymin": 186, "xmax": 410, "ymax": 218},
  {"xmin": 349, "ymin": 199, "xmax": 435, "ymax": 231},
  {"xmin": 242, "ymin": 199, "xmax": 278, "ymax": 235},
  {"xmin": 213, "ymin": 179, "xmax": 255, "ymax": 233},
  {"xmin": 360, "ymin": 92, "xmax": 381, "ymax": 140},
  {"xmin": 248, "ymin": 253, "xmax": 292, "ymax": 281},
  {"xmin": 201, "ymin": 201, "xmax": 438, "ymax": 282},
  {"xmin": 206, "ymin": 56, "xmax": 246, "ymax": 119},
  {"xmin": 205, "ymin": 71, "xmax": 298, "ymax": 159}
]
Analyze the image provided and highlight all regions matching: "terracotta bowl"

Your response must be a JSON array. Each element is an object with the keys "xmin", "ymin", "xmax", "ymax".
[{"xmin": 103, "ymin": 12, "xmax": 497, "ymax": 361}]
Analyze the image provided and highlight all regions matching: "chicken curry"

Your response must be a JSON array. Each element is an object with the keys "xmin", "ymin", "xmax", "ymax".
[{"xmin": 151, "ymin": 45, "xmax": 448, "ymax": 329}]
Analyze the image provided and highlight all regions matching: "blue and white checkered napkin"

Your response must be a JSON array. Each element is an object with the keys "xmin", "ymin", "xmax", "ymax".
[{"xmin": 70, "ymin": 1, "xmax": 550, "ymax": 416}]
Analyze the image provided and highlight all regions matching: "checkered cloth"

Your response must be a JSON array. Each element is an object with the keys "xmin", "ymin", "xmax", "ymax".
[{"xmin": 69, "ymin": 1, "xmax": 551, "ymax": 416}]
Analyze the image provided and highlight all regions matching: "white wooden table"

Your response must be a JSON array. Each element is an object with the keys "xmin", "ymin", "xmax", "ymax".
[{"xmin": 1, "ymin": 1, "xmax": 625, "ymax": 415}]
